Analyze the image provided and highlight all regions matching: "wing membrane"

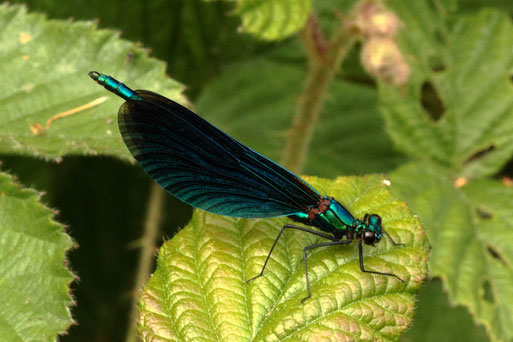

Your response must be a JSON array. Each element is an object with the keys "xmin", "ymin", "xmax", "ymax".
[{"xmin": 118, "ymin": 90, "xmax": 320, "ymax": 218}]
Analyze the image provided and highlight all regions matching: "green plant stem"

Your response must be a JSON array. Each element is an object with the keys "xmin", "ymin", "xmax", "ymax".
[
  {"xmin": 125, "ymin": 183, "xmax": 166, "ymax": 342},
  {"xmin": 280, "ymin": 15, "xmax": 357, "ymax": 174}
]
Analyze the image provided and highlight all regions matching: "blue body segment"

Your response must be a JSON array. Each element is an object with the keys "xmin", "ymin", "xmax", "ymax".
[
  {"xmin": 89, "ymin": 71, "xmax": 140, "ymax": 101},
  {"xmin": 88, "ymin": 72, "xmax": 383, "ymax": 240}
]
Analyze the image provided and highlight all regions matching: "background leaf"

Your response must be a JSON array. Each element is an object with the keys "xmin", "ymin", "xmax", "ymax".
[
  {"xmin": 372, "ymin": 3, "xmax": 513, "ymax": 341},
  {"xmin": 0, "ymin": 4, "xmax": 184, "ymax": 161},
  {"xmin": 138, "ymin": 176, "xmax": 429, "ymax": 341},
  {"xmin": 230, "ymin": 0, "xmax": 312, "ymax": 41},
  {"xmin": 0, "ymin": 170, "xmax": 74, "ymax": 341},
  {"xmin": 390, "ymin": 162, "xmax": 513, "ymax": 342},
  {"xmin": 197, "ymin": 58, "xmax": 404, "ymax": 178},
  {"xmin": 401, "ymin": 279, "xmax": 488, "ymax": 342},
  {"xmin": 380, "ymin": 4, "xmax": 513, "ymax": 180},
  {"xmin": 5, "ymin": 0, "xmax": 267, "ymax": 99}
]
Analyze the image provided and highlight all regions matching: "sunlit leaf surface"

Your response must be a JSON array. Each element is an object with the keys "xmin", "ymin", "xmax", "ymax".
[{"xmin": 138, "ymin": 176, "xmax": 429, "ymax": 341}]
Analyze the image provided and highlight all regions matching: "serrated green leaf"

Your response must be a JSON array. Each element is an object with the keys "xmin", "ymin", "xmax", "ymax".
[
  {"xmin": 196, "ymin": 58, "xmax": 404, "ymax": 178},
  {"xmin": 228, "ymin": 0, "xmax": 311, "ymax": 41},
  {"xmin": 0, "ymin": 4, "xmax": 184, "ymax": 160},
  {"xmin": 0, "ymin": 171, "xmax": 74, "ymax": 341},
  {"xmin": 390, "ymin": 161, "xmax": 513, "ymax": 342},
  {"xmin": 379, "ymin": 4, "xmax": 513, "ymax": 179},
  {"xmin": 8, "ymin": 0, "xmax": 267, "ymax": 98},
  {"xmin": 138, "ymin": 176, "xmax": 428, "ymax": 341}
]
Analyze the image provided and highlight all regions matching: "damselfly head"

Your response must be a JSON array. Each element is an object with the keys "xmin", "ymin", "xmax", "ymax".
[{"xmin": 362, "ymin": 214, "xmax": 383, "ymax": 245}]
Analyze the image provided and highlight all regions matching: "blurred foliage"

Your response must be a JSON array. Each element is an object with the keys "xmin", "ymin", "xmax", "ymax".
[
  {"xmin": 402, "ymin": 279, "xmax": 488, "ymax": 342},
  {"xmin": 382, "ymin": 4, "xmax": 513, "ymax": 179},
  {"xmin": 0, "ymin": 0, "xmax": 512, "ymax": 341},
  {"xmin": 381, "ymin": 2, "xmax": 513, "ymax": 341},
  {"xmin": 196, "ymin": 58, "xmax": 404, "ymax": 177},
  {"xmin": 226, "ymin": 0, "xmax": 312, "ymax": 41}
]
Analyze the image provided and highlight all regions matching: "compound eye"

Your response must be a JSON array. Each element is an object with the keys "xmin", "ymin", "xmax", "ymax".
[{"xmin": 363, "ymin": 231, "xmax": 375, "ymax": 245}]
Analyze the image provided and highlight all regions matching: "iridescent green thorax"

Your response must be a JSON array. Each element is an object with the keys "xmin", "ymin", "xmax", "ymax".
[
  {"xmin": 88, "ymin": 71, "xmax": 140, "ymax": 101},
  {"xmin": 290, "ymin": 196, "xmax": 383, "ymax": 242},
  {"xmin": 290, "ymin": 196, "xmax": 354, "ymax": 237}
]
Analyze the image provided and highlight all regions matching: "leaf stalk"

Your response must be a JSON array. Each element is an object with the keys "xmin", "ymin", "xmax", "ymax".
[
  {"xmin": 281, "ymin": 13, "xmax": 358, "ymax": 173},
  {"xmin": 125, "ymin": 183, "xmax": 165, "ymax": 342}
]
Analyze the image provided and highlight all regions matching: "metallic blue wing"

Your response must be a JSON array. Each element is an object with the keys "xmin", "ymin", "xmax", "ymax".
[{"xmin": 118, "ymin": 90, "xmax": 321, "ymax": 218}]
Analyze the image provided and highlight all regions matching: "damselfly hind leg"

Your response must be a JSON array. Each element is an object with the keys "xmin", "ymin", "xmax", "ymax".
[
  {"xmin": 247, "ymin": 224, "xmax": 336, "ymax": 283},
  {"xmin": 300, "ymin": 240, "xmax": 352, "ymax": 303}
]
